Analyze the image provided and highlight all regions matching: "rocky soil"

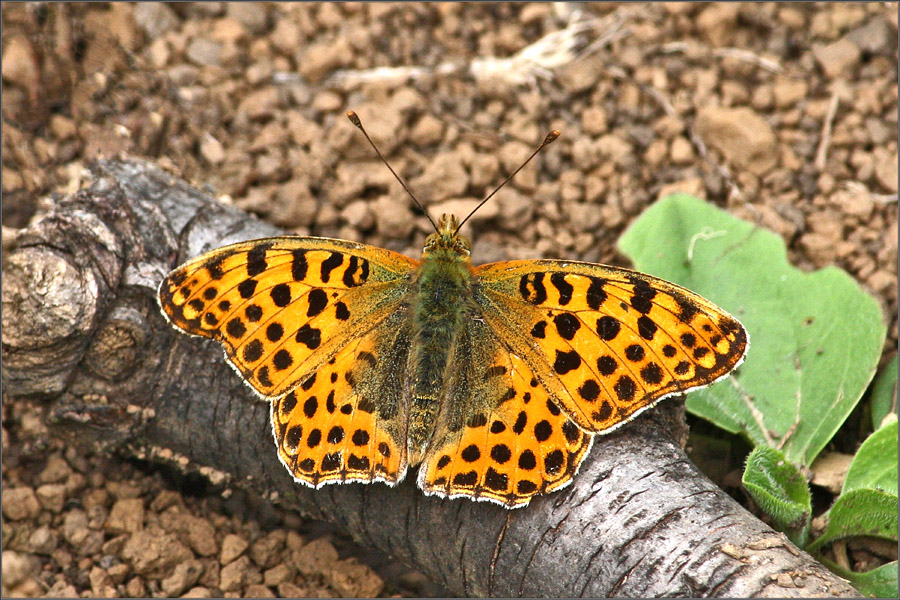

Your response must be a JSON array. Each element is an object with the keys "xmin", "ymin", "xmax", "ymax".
[{"xmin": 2, "ymin": 3, "xmax": 897, "ymax": 598}]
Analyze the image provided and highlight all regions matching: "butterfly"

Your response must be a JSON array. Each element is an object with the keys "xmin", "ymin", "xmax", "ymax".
[{"xmin": 157, "ymin": 113, "xmax": 748, "ymax": 508}]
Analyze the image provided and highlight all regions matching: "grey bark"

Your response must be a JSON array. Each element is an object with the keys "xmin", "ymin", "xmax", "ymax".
[{"xmin": 1, "ymin": 158, "xmax": 859, "ymax": 598}]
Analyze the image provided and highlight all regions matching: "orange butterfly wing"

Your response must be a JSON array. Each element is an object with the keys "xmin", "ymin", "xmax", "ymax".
[{"xmin": 158, "ymin": 237, "xmax": 417, "ymax": 399}]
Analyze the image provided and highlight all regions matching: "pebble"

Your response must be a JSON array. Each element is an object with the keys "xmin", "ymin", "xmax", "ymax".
[
  {"xmin": 495, "ymin": 189, "xmax": 534, "ymax": 232},
  {"xmin": 105, "ymin": 497, "xmax": 145, "ymax": 534},
  {"xmin": 772, "ymin": 78, "xmax": 809, "ymax": 109},
  {"xmin": 846, "ymin": 16, "xmax": 892, "ymax": 54},
  {"xmin": 220, "ymin": 533, "xmax": 249, "ymax": 565},
  {"xmin": 3, "ymin": 487, "xmax": 41, "ymax": 520},
  {"xmin": 39, "ymin": 454, "xmax": 73, "ymax": 484},
  {"xmin": 273, "ymin": 181, "xmax": 319, "ymax": 229},
  {"xmin": 581, "ymin": 106, "xmax": 609, "ymax": 136},
  {"xmin": 125, "ymin": 576, "xmax": 146, "ymax": 597},
  {"xmin": 227, "ymin": 3, "xmax": 268, "ymax": 34},
  {"xmin": 411, "ymin": 114, "xmax": 445, "ymax": 146},
  {"xmin": 263, "ymin": 563, "xmax": 294, "ymax": 587},
  {"xmin": 211, "ymin": 18, "xmax": 247, "ymax": 45},
  {"xmin": 298, "ymin": 38, "xmax": 350, "ymax": 83},
  {"xmin": 1, "ymin": 36, "xmax": 35, "ymax": 90},
  {"xmin": 270, "ymin": 19, "xmax": 301, "ymax": 56},
  {"xmin": 121, "ymin": 527, "xmax": 193, "ymax": 576},
  {"xmin": 669, "ymin": 136, "xmax": 694, "ymax": 164},
  {"xmin": 150, "ymin": 490, "xmax": 183, "ymax": 512},
  {"xmin": 219, "ymin": 555, "xmax": 261, "ymax": 592},
  {"xmin": 556, "ymin": 56, "xmax": 604, "ymax": 94},
  {"xmin": 466, "ymin": 152, "xmax": 500, "ymax": 190},
  {"xmin": 237, "ymin": 87, "xmax": 280, "ymax": 120},
  {"xmin": 341, "ymin": 200, "xmax": 374, "ymax": 230},
  {"xmin": 107, "ymin": 563, "xmax": 130, "ymax": 585},
  {"xmin": 49, "ymin": 115, "xmax": 77, "ymax": 141},
  {"xmin": 329, "ymin": 558, "xmax": 384, "ymax": 598},
  {"xmin": 277, "ymin": 582, "xmax": 306, "ymax": 598},
  {"xmin": 8, "ymin": 578, "xmax": 44, "ymax": 597},
  {"xmin": 1, "ymin": 550, "xmax": 40, "ymax": 588},
  {"xmin": 45, "ymin": 580, "xmax": 79, "ymax": 597},
  {"xmin": 133, "ymin": 2, "xmax": 179, "ymax": 38},
  {"xmin": 595, "ymin": 134, "xmax": 633, "ymax": 168},
  {"xmin": 696, "ymin": 3, "xmax": 739, "ymax": 46},
  {"xmin": 27, "ymin": 526, "xmax": 60, "ymax": 555},
  {"xmin": 200, "ymin": 134, "xmax": 226, "ymax": 165},
  {"xmin": 186, "ymin": 38, "xmax": 223, "ymax": 67},
  {"xmin": 89, "ymin": 566, "xmax": 116, "ymax": 597},
  {"xmin": 249, "ymin": 530, "xmax": 285, "ymax": 569},
  {"xmin": 411, "ymin": 152, "xmax": 469, "ymax": 202},
  {"xmin": 245, "ymin": 583, "xmax": 276, "ymax": 598},
  {"xmin": 292, "ymin": 538, "xmax": 338, "ymax": 577},
  {"xmin": 813, "ymin": 38, "xmax": 861, "ymax": 78},
  {"xmin": 873, "ymin": 148, "xmax": 898, "ymax": 193},
  {"xmin": 373, "ymin": 195, "xmax": 416, "ymax": 239},
  {"xmin": 570, "ymin": 137, "xmax": 600, "ymax": 171},
  {"xmin": 564, "ymin": 202, "xmax": 603, "ymax": 234},
  {"xmin": 160, "ymin": 559, "xmax": 205, "ymax": 597},
  {"xmin": 695, "ymin": 106, "xmax": 777, "ymax": 176}
]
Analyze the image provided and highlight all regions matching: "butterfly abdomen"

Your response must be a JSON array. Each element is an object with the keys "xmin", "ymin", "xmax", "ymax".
[{"xmin": 406, "ymin": 253, "xmax": 475, "ymax": 463}]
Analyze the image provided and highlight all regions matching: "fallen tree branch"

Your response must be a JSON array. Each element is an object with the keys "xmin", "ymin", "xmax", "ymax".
[{"xmin": 1, "ymin": 158, "xmax": 859, "ymax": 598}]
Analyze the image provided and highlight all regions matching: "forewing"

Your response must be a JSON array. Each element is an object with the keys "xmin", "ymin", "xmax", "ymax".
[
  {"xmin": 474, "ymin": 260, "xmax": 749, "ymax": 433},
  {"xmin": 271, "ymin": 309, "xmax": 411, "ymax": 487},
  {"xmin": 418, "ymin": 319, "xmax": 592, "ymax": 508},
  {"xmin": 158, "ymin": 237, "xmax": 417, "ymax": 399}
]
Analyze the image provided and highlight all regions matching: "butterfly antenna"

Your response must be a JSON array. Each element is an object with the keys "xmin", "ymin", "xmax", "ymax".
[
  {"xmin": 456, "ymin": 130, "xmax": 560, "ymax": 234},
  {"xmin": 347, "ymin": 111, "xmax": 438, "ymax": 232}
]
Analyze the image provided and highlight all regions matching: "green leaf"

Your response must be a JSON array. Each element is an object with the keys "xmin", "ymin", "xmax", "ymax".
[
  {"xmin": 818, "ymin": 557, "xmax": 898, "ymax": 598},
  {"xmin": 807, "ymin": 488, "xmax": 898, "ymax": 553},
  {"xmin": 618, "ymin": 194, "xmax": 887, "ymax": 466},
  {"xmin": 870, "ymin": 356, "xmax": 898, "ymax": 430},
  {"xmin": 844, "ymin": 420, "xmax": 898, "ymax": 495},
  {"xmin": 742, "ymin": 446, "xmax": 811, "ymax": 546}
]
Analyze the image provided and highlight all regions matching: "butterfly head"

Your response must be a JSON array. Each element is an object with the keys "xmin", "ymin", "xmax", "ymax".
[{"xmin": 424, "ymin": 214, "xmax": 471, "ymax": 259}]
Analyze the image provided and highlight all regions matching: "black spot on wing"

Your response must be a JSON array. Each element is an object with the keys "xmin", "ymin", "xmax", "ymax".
[
  {"xmin": 295, "ymin": 324, "xmax": 321, "ymax": 349},
  {"xmin": 553, "ymin": 350, "xmax": 581, "ymax": 375},
  {"xmin": 307, "ymin": 288, "xmax": 328, "ymax": 317},
  {"xmin": 271, "ymin": 283, "xmax": 292, "ymax": 307},
  {"xmin": 246, "ymin": 244, "xmax": 270, "ymax": 277},
  {"xmin": 484, "ymin": 468, "xmax": 508, "ymax": 491},
  {"xmin": 519, "ymin": 272, "xmax": 548, "ymax": 305},
  {"xmin": 291, "ymin": 249, "xmax": 308, "ymax": 281},
  {"xmin": 245, "ymin": 304, "xmax": 262, "ymax": 322},
  {"xmin": 320, "ymin": 252, "xmax": 343, "ymax": 283},
  {"xmin": 553, "ymin": 313, "xmax": 581, "ymax": 340},
  {"xmin": 597, "ymin": 316, "xmax": 620, "ymax": 340},
  {"xmin": 238, "ymin": 278, "xmax": 257, "ymax": 299},
  {"xmin": 637, "ymin": 315, "xmax": 657, "ymax": 340},
  {"xmin": 550, "ymin": 272, "xmax": 573, "ymax": 305},
  {"xmin": 342, "ymin": 255, "xmax": 369, "ymax": 287},
  {"xmin": 614, "ymin": 375, "xmax": 636, "ymax": 402},
  {"xmin": 629, "ymin": 276, "xmax": 657, "ymax": 314},
  {"xmin": 335, "ymin": 301, "xmax": 350, "ymax": 321},
  {"xmin": 586, "ymin": 276, "xmax": 607, "ymax": 310}
]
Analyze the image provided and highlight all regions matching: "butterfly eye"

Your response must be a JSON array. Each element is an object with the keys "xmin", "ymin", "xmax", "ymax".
[{"xmin": 424, "ymin": 233, "xmax": 438, "ymax": 250}]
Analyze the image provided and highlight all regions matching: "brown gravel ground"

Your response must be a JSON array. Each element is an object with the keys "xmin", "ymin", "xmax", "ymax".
[{"xmin": 2, "ymin": 3, "xmax": 897, "ymax": 598}]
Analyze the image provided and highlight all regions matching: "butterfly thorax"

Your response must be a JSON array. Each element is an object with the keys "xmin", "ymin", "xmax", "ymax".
[{"xmin": 406, "ymin": 214, "xmax": 476, "ymax": 464}]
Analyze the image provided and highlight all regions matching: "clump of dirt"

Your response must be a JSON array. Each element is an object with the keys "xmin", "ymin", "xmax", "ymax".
[{"xmin": 2, "ymin": 3, "xmax": 896, "ymax": 597}]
